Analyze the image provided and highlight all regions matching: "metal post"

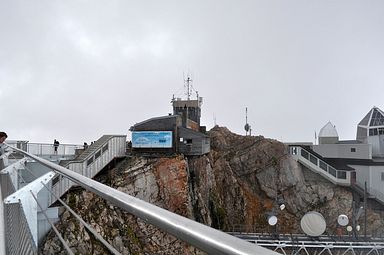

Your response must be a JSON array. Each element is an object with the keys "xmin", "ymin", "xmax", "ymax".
[
  {"xmin": 364, "ymin": 181, "xmax": 367, "ymax": 239},
  {"xmin": 352, "ymin": 200, "xmax": 357, "ymax": 239}
]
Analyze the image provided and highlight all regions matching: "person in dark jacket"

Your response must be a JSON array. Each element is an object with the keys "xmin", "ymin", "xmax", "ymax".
[
  {"xmin": 53, "ymin": 139, "xmax": 60, "ymax": 154},
  {"xmin": 0, "ymin": 131, "xmax": 8, "ymax": 169}
]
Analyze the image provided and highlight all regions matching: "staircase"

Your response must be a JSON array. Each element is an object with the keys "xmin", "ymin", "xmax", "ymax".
[
  {"xmin": 289, "ymin": 145, "xmax": 354, "ymax": 186},
  {"xmin": 49, "ymin": 135, "xmax": 126, "ymax": 206}
]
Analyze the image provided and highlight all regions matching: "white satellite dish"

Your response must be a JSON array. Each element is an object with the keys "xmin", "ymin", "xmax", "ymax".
[
  {"xmin": 268, "ymin": 215, "xmax": 278, "ymax": 226},
  {"xmin": 346, "ymin": 226, "xmax": 353, "ymax": 232},
  {"xmin": 300, "ymin": 211, "xmax": 327, "ymax": 237},
  {"xmin": 337, "ymin": 214, "xmax": 349, "ymax": 226}
]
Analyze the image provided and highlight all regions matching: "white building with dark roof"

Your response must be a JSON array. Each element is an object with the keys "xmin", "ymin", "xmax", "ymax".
[
  {"xmin": 290, "ymin": 106, "xmax": 384, "ymax": 206},
  {"xmin": 314, "ymin": 107, "xmax": 384, "ymax": 205},
  {"xmin": 318, "ymin": 121, "xmax": 339, "ymax": 144},
  {"xmin": 356, "ymin": 107, "xmax": 384, "ymax": 158}
]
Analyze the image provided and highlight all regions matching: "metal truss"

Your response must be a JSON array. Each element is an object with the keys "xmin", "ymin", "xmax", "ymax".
[{"xmin": 231, "ymin": 233, "xmax": 384, "ymax": 255}]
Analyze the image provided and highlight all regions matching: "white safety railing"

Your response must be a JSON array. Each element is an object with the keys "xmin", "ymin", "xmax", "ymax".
[
  {"xmin": 49, "ymin": 135, "xmax": 126, "ymax": 206},
  {"xmin": 289, "ymin": 146, "xmax": 354, "ymax": 186},
  {"xmin": 6, "ymin": 141, "xmax": 83, "ymax": 157}
]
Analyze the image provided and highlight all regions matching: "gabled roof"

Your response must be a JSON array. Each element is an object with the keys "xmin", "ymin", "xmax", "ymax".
[
  {"xmin": 358, "ymin": 107, "xmax": 384, "ymax": 127},
  {"xmin": 319, "ymin": 121, "xmax": 338, "ymax": 138}
]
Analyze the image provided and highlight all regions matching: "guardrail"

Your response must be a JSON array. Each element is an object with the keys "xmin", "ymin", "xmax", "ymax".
[
  {"xmin": 49, "ymin": 135, "xmax": 126, "ymax": 206},
  {"xmin": 289, "ymin": 146, "xmax": 354, "ymax": 186},
  {"xmin": 5, "ymin": 141, "xmax": 83, "ymax": 156},
  {"xmin": 4, "ymin": 144, "xmax": 278, "ymax": 255}
]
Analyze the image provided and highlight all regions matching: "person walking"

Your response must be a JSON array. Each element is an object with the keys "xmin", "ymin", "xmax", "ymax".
[
  {"xmin": 53, "ymin": 139, "xmax": 60, "ymax": 154},
  {"xmin": 0, "ymin": 132, "xmax": 8, "ymax": 169}
]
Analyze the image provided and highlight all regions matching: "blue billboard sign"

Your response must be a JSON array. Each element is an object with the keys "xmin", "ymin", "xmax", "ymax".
[{"xmin": 132, "ymin": 131, "xmax": 173, "ymax": 148}]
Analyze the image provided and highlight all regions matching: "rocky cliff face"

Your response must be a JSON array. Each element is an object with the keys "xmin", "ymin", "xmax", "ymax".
[{"xmin": 41, "ymin": 126, "xmax": 384, "ymax": 254}]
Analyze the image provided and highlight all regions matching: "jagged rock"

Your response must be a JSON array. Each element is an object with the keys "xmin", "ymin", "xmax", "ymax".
[{"xmin": 40, "ymin": 126, "xmax": 384, "ymax": 254}]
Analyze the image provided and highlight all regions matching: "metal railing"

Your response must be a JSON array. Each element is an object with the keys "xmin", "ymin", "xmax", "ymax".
[
  {"xmin": 3, "ymin": 144, "xmax": 278, "ymax": 255},
  {"xmin": 234, "ymin": 233, "xmax": 384, "ymax": 255},
  {"xmin": 5, "ymin": 141, "xmax": 83, "ymax": 157},
  {"xmin": 49, "ymin": 135, "xmax": 126, "ymax": 206},
  {"xmin": 289, "ymin": 146, "xmax": 354, "ymax": 186},
  {"xmin": 5, "ymin": 203, "xmax": 36, "ymax": 255}
]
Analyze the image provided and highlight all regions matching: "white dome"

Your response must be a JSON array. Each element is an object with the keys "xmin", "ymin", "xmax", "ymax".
[{"xmin": 319, "ymin": 121, "xmax": 338, "ymax": 137}]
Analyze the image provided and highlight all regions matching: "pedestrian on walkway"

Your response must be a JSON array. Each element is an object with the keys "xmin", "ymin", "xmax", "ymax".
[
  {"xmin": 53, "ymin": 139, "xmax": 60, "ymax": 154},
  {"xmin": 0, "ymin": 132, "xmax": 8, "ymax": 169}
]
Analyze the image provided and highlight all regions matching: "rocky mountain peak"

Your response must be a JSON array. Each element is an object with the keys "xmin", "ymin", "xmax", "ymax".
[{"xmin": 41, "ymin": 126, "xmax": 384, "ymax": 254}]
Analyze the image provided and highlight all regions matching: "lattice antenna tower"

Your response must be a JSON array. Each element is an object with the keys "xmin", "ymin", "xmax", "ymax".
[{"xmin": 183, "ymin": 73, "xmax": 199, "ymax": 100}]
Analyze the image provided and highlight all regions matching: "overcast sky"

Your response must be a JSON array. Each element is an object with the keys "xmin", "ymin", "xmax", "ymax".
[{"xmin": 1, "ymin": 1, "xmax": 384, "ymax": 145}]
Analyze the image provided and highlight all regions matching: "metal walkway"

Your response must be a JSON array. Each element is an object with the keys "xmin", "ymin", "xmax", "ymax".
[
  {"xmin": 0, "ymin": 137, "xmax": 278, "ymax": 255},
  {"xmin": 231, "ymin": 232, "xmax": 384, "ymax": 255},
  {"xmin": 289, "ymin": 145, "xmax": 354, "ymax": 186},
  {"xmin": 289, "ymin": 145, "xmax": 384, "ymax": 205}
]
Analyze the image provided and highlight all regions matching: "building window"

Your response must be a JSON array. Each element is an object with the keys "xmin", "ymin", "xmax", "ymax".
[
  {"xmin": 95, "ymin": 150, "xmax": 101, "ymax": 159},
  {"xmin": 369, "ymin": 128, "xmax": 378, "ymax": 136},
  {"xmin": 301, "ymin": 149, "xmax": 309, "ymax": 159},
  {"xmin": 337, "ymin": 171, "xmax": 347, "ymax": 179},
  {"xmin": 87, "ymin": 157, "xmax": 94, "ymax": 166},
  {"xmin": 382, "ymin": 172, "xmax": 384, "ymax": 181},
  {"xmin": 351, "ymin": 148, "xmax": 356, "ymax": 152}
]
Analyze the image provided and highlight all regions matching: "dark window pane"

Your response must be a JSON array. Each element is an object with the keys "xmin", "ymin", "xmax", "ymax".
[
  {"xmin": 87, "ymin": 157, "xmax": 94, "ymax": 166},
  {"xmin": 329, "ymin": 167, "xmax": 336, "ymax": 177},
  {"xmin": 319, "ymin": 161, "xmax": 327, "ymax": 171},
  {"xmin": 337, "ymin": 171, "xmax": 347, "ymax": 179},
  {"xmin": 309, "ymin": 154, "xmax": 318, "ymax": 165},
  {"xmin": 301, "ymin": 149, "xmax": 309, "ymax": 159}
]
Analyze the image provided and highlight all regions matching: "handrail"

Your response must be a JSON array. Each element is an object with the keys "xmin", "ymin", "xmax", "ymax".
[
  {"xmin": 5, "ymin": 141, "xmax": 83, "ymax": 157},
  {"xmin": 290, "ymin": 146, "xmax": 352, "ymax": 185},
  {"xmin": 6, "ymin": 144, "xmax": 278, "ymax": 255}
]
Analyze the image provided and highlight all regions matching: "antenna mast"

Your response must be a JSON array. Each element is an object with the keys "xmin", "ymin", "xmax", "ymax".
[
  {"xmin": 244, "ymin": 107, "xmax": 251, "ymax": 136},
  {"xmin": 185, "ymin": 75, "xmax": 192, "ymax": 100}
]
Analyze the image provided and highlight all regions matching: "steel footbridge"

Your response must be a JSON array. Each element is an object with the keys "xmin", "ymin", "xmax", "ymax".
[{"xmin": 0, "ymin": 136, "xmax": 278, "ymax": 255}]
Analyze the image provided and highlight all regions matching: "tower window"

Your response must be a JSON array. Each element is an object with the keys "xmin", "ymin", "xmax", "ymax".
[
  {"xmin": 369, "ymin": 128, "xmax": 378, "ymax": 136},
  {"xmin": 351, "ymin": 148, "xmax": 356, "ymax": 152}
]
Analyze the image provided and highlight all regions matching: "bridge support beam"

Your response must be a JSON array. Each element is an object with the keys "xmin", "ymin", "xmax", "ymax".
[{"xmin": 4, "ymin": 171, "xmax": 55, "ymax": 246}]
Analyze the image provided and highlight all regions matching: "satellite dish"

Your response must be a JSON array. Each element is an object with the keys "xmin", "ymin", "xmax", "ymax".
[
  {"xmin": 346, "ymin": 226, "xmax": 353, "ymax": 232},
  {"xmin": 337, "ymin": 214, "xmax": 349, "ymax": 226},
  {"xmin": 300, "ymin": 211, "xmax": 326, "ymax": 236},
  {"xmin": 268, "ymin": 215, "xmax": 278, "ymax": 226}
]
